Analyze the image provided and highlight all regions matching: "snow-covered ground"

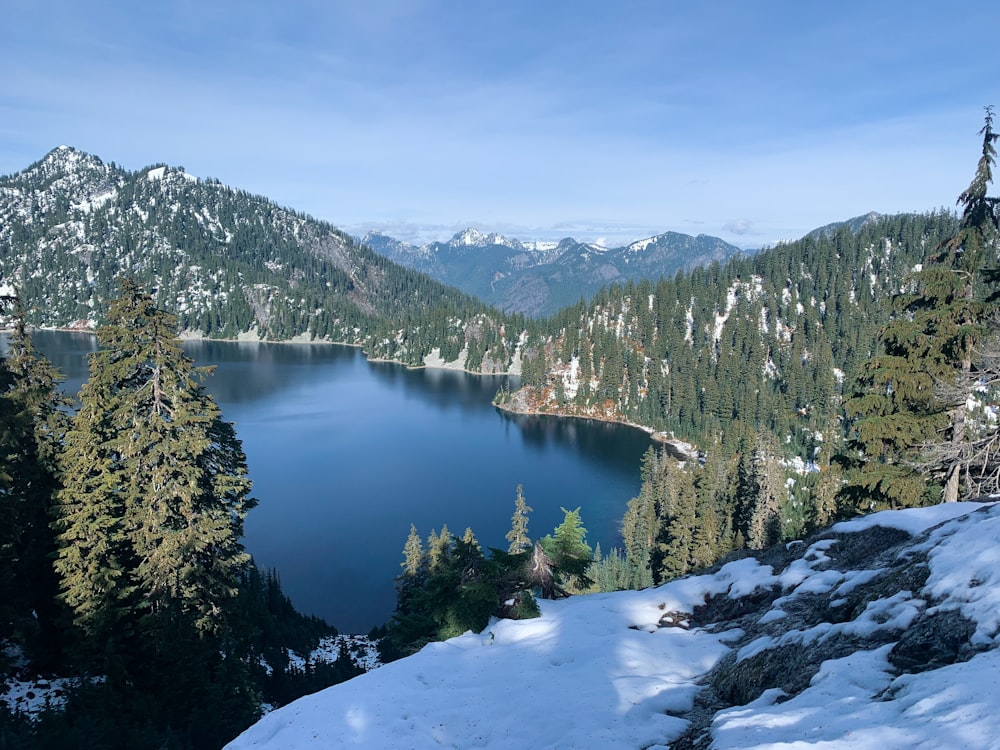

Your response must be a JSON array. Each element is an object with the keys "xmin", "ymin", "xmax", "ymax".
[
  {"xmin": 1, "ymin": 634, "xmax": 380, "ymax": 721},
  {"xmin": 227, "ymin": 502, "xmax": 1000, "ymax": 749},
  {"xmin": 287, "ymin": 634, "xmax": 381, "ymax": 674},
  {"xmin": 1, "ymin": 675, "xmax": 76, "ymax": 717},
  {"xmin": 228, "ymin": 583, "xmax": 736, "ymax": 749}
]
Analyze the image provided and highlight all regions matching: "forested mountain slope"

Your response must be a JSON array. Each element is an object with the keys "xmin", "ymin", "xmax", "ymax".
[
  {"xmin": 0, "ymin": 147, "xmax": 964, "ymax": 462},
  {"xmin": 511, "ymin": 211, "xmax": 958, "ymax": 460},
  {"xmin": 0, "ymin": 147, "xmax": 520, "ymax": 369}
]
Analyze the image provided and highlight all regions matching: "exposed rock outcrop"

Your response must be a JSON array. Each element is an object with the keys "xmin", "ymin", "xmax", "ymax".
[{"xmin": 670, "ymin": 504, "xmax": 995, "ymax": 749}]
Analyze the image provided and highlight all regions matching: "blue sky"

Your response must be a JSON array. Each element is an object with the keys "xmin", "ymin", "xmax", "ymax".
[{"xmin": 2, "ymin": 1, "xmax": 996, "ymax": 248}]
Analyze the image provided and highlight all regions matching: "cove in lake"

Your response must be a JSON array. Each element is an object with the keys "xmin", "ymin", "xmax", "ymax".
[{"xmin": 24, "ymin": 331, "xmax": 653, "ymax": 633}]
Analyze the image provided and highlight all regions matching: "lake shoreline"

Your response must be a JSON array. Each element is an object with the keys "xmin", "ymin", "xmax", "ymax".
[
  {"xmin": 14, "ymin": 325, "xmax": 680, "ymax": 451},
  {"xmin": 18, "ymin": 329, "xmax": 654, "ymax": 633},
  {"xmin": 494, "ymin": 393, "xmax": 690, "ymax": 456}
]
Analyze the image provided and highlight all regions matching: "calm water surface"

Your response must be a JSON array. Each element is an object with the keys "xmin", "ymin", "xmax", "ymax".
[{"xmin": 26, "ymin": 331, "xmax": 652, "ymax": 632}]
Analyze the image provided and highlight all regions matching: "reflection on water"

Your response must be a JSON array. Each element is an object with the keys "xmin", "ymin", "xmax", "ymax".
[
  {"xmin": 502, "ymin": 411, "xmax": 652, "ymax": 473},
  {"xmin": 366, "ymin": 359, "xmax": 517, "ymax": 412},
  {"xmin": 17, "ymin": 332, "xmax": 652, "ymax": 633}
]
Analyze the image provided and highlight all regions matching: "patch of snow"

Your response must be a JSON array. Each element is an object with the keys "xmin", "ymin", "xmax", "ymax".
[
  {"xmin": 2, "ymin": 676, "xmax": 76, "ymax": 717},
  {"xmin": 561, "ymin": 356, "xmax": 580, "ymax": 400},
  {"xmin": 0, "ymin": 645, "xmax": 105, "ymax": 721},
  {"xmin": 833, "ymin": 501, "xmax": 989, "ymax": 537},
  {"xmin": 757, "ymin": 609, "xmax": 787, "ymax": 625},
  {"xmin": 833, "ymin": 568, "xmax": 884, "ymax": 598},
  {"xmin": 913, "ymin": 506, "xmax": 1000, "ymax": 644},
  {"xmin": 225, "ymin": 502, "xmax": 1000, "ymax": 750},
  {"xmin": 714, "ymin": 646, "xmax": 1000, "ymax": 750},
  {"xmin": 626, "ymin": 236, "xmax": 656, "ymax": 253},
  {"xmin": 71, "ymin": 189, "xmax": 116, "ymax": 213},
  {"xmin": 738, "ymin": 591, "xmax": 924, "ymax": 662},
  {"xmin": 226, "ymin": 586, "xmax": 733, "ymax": 750}
]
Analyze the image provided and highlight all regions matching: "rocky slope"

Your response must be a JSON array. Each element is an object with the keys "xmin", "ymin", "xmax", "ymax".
[{"xmin": 226, "ymin": 501, "xmax": 999, "ymax": 749}]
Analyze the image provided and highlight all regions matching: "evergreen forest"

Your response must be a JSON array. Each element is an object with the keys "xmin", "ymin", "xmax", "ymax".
[
  {"xmin": 0, "ymin": 284, "xmax": 363, "ymax": 749},
  {"xmin": 0, "ymin": 148, "xmax": 523, "ymax": 370},
  {"xmin": 1, "ymin": 112, "xmax": 998, "ymax": 742},
  {"xmin": 390, "ymin": 110, "xmax": 1000, "ymax": 649}
]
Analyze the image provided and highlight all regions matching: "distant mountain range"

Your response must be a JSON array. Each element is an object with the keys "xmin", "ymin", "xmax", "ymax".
[
  {"xmin": 0, "ymin": 144, "xmax": 910, "ymax": 401},
  {"xmin": 361, "ymin": 227, "xmax": 746, "ymax": 317}
]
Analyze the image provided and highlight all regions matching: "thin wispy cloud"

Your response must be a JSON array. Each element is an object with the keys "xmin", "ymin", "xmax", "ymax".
[
  {"xmin": 2, "ymin": 1, "xmax": 995, "ymax": 249},
  {"xmin": 723, "ymin": 220, "xmax": 755, "ymax": 237}
]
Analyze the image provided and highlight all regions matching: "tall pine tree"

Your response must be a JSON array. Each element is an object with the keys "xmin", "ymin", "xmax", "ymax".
[
  {"xmin": 53, "ymin": 278, "xmax": 256, "ymax": 638},
  {"xmin": 505, "ymin": 484, "xmax": 532, "ymax": 553},
  {"xmin": 841, "ymin": 109, "xmax": 1000, "ymax": 508},
  {"xmin": 0, "ymin": 296, "xmax": 70, "ymax": 654},
  {"xmin": 917, "ymin": 107, "xmax": 1000, "ymax": 500}
]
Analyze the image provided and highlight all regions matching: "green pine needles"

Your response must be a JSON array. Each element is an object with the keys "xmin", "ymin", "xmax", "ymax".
[
  {"xmin": 53, "ymin": 278, "xmax": 256, "ymax": 638},
  {"xmin": 842, "ymin": 107, "xmax": 1000, "ymax": 508}
]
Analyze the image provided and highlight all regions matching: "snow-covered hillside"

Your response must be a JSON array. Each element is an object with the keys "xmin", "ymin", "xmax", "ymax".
[{"xmin": 226, "ymin": 502, "xmax": 1000, "ymax": 749}]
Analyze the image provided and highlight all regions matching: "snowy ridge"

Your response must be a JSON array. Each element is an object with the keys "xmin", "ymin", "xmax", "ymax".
[
  {"xmin": 443, "ymin": 228, "xmax": 566, "ymax": 254},
  {"xmin": 450, "ymin": 228, "xmax": 519, "ymax": 249},
  {"xmin": 0, "ymin": 146, "xmax": 385, "ymax": 342},
  {"xmin": 227, "ymin": 501, "xmax": 1000, "ymax": 750},
  {"xmin": 626, "ymin": 236, "xmax": 657, "ymax": 253},
  {"xmin": 521, "ymin": 240, "xmax": 560, "ymax": 252},
  {"xmin": 360, "ymin": 227, "xmax": 744, "ymax": 317}
]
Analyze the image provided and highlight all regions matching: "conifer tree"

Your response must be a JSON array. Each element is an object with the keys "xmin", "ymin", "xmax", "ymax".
[
  {"xmin": 736, "ymin": 432, "xmax": 785, "ymax": 549},
  {"xmin": 461, "ymin": 526, "xmax": 480, "ymax": 551},
  {"xmin": 591, "ymin": 546, "xmax": 634, "ymax": 592},
  {"xmin": 539, "ymin": 507, "xmax": 593, "ymax": 593},
  {"xmin": 842, "ymin": 110, "xmax": 1000, "ymax": 507},
  {"xmin": 689, "ymin": 485, "xmax": 723, "ymax": 570},
  {"xmin": 657, "ymin": 467, "xmax": 697, "ymax": 580},
  {"xmin": 0, "ymin": 298, "xmax": 70, "ymax": 654},
  {"xmin": 805, "ymin": 415, "xmax": 844, "ymax": 531},
  {"xmin": 401, "ymin": 523, "xmax": 424, "ymax": 578},
  {"xmin": 505, "ymin": 484, "xmax": 532, "ymax": 553},
  {"xmin": 389, "ymin": 523, "xmax": 519, "ymax": 654},
  {"xmin": 52, "ymin": 374, "xmax": 133, "ymax": 639},
  {"xmin": 0, "ymin": 316, "xmax": 18, "ymax": 619},
  {"xmin": 53, "ymin": 278, "xmax": 256, "ymax": 637},
  {"xmin": 916, "ymin": 107, "xmax": 1000, "ymax": 501},
  {"xmin": 840, "ymin": 336, "xmax": 943, "ymax": 510},
  {"xmin": 426, "ymin": 525, "xmax": 452, "ymax": 572}
]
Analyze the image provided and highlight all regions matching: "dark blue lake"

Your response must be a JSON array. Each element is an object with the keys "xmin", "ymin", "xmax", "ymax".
[{"xmin": 23, "ymin": 331, "xmax": 653, "ymax": 632}]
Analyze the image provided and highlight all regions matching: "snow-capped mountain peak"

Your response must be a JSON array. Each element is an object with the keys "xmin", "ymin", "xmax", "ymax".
[
  {"xmin": 14, "ymin": 146, "xmax": 110, "ymax": 185},
  {"xmin": 448, "ymin": 227, "xmax": 519, "ymax": 249},
  {"xmin": 625, "ymin": 235, "xmax": 659, "ymax": 254}
]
